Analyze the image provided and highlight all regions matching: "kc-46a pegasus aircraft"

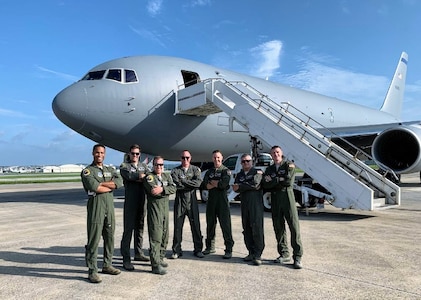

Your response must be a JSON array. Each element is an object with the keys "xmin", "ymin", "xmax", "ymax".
[{"xmin": 52, "ymin": 52, "xmax": 417, "ymax": 211}]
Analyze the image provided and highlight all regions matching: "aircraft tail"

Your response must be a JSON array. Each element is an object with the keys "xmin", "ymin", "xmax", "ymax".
[{"xmin": 380, "ymin": 52, "xmax": 408, "ymax": 118}]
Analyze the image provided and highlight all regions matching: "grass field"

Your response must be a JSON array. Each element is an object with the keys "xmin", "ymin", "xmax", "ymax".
[
  {"xmin": 0, "ymin": 171, "xmax": 172, "ymax": 184},
  {"xmin": 0, "ymin": 173, "xmax": 81, "ymax": 184},
  {"xmin": 0, "ymin": 164, "xmax": 380, "ymax": 185}
]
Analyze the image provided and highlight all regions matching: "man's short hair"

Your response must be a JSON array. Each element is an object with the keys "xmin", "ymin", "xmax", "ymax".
[
  {"xmin": 130, "ymin": 144, "xmax": 141, "ymax": 152},
  {"xmin": 153, "ymin": 156, "xmax": 164, "ymax": 164},
  {"xmin": 92, "ymin": 143, "xmax": 106, "ymax": 152}
]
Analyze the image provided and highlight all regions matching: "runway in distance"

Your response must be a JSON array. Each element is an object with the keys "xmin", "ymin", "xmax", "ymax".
[{"xmin": 52, "ymin": 52, "xmax": 420, "ymax": 176}]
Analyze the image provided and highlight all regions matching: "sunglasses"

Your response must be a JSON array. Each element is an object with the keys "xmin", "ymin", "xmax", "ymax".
[
  {"xmin": 130, "ymin": 152, "xmax": 140, "ymax": 156},
  {"xmin": 181, "ymin": 156, "xmax": 190, "ymax": 160},
  {"xmin": 241, "ymin": 159, "xmax": 251, "ymax": 163},
  {"xmin": 154, "ymin": 163, "xmax": 164, "ymax": 167}
]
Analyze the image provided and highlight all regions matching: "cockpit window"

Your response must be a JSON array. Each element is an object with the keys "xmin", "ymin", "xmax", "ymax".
[
  {"xmin": 81, "ymin": 70, "xmax": 106, "ymax": 80},
  {"xmin": 81, "ymin": 68, "xmax": 138, "ymax": 83},
  {"xmin": 106, "ymin": 69, "xmax": 122, "ymax": 82},
  {"xmin": 125, "ymin": 69, "xmax": 137, "ymax": 83}
]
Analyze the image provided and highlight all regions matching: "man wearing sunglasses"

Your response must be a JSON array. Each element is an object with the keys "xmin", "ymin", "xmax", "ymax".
[
  {"xmin": 143, "ymin": 156, "xmax": 176, "ymax": 275},
  {"xmin": 232, "ymin": 154, "xmax": 265, "ymax": 266},
  {"xmin": 170, "ymin": 150, "xmax": 204, "ymax": 259},
  {"xmin": 119, "ymin": 144, "xmax": 151, "ymax": 271}
]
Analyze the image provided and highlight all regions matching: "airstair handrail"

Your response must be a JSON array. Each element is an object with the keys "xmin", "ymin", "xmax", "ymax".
[
  {"xmin": 207, "ymin": 78, "xmax": 399, "ymax": 182},
  {"xmin": 175, "ymin": 78, "xmax": 400, "ymax": 209}
]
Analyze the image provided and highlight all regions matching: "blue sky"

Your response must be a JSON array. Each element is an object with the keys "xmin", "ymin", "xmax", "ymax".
[{"xmin": 1, "ymin": 0, "xmax": 421, "ymax": 166}]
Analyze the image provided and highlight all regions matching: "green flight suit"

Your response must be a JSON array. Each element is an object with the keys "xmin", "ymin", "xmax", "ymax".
[
  {"xmin": 119, "ymin": 162, "xmax": 150, "ymax": 262},
  {"xmin": 263, "ymin": 160, "xmax": 303, "ymax": 260},
  {"xmin": 143, "ymin": 172, "xmax": 176, "ymax": 268},
  {"xmin": 200, "ymin": 165, "xmax": 234, "ymax": 252},
  {"xmin": 81, "ymin": 164, "xmax": 123, "ymax": 274},
  {"xmin": 234, "ymin": 167, "xmax": 265, "ymax": 259},
  {"xmin": 170, "ymin": 165, "xmax": 203, "ymax": 255}
]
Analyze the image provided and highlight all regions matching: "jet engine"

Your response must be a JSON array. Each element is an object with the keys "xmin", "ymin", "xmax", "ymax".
[{"xmin": 372, "ymin": 125, "xmax": 421, "ymax": 174}]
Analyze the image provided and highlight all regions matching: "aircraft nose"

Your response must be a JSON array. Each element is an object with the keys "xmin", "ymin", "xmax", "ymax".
[{"xmin": 52, "ymin": 84, "xmax": 88, "ymax": 131}]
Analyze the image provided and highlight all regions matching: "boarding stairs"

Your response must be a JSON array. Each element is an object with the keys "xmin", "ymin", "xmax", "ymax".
[{"xmin": 174, "ymin": 79, "xmax": 400, "ymax": 210}]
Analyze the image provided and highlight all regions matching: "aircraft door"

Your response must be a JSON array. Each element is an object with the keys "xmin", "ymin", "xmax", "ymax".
[{"xmin": 181, "ymin": 70, "xmax": 200, "ymax": 88}]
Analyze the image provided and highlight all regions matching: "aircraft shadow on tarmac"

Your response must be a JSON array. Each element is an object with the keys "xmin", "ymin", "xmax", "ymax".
[
  {"xmin": 0, "ymin": 246, "xmax": 257, "ymax": 279},
  {"xmin": 0, "ymin": 189, "xmax": 89, "ymax": 206},
  {"xmin": 0, "ymin": 246, "xmax": 148, "ymax": 280},
  {"xmin": 0, "ymin": 246, "xmax": 87, "ymax": 281},
  {"xmin": 0, "ymin": 188, "xmax": 125, "ymax": 207},
  {"xmin": 298, "ymin": 210, "xmax": 374, "ymax": 222}
]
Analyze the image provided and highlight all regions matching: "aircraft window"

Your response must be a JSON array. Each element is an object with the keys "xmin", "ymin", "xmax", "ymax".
[
  {"xmin": 125, "ymin": 69, "xmax": 138, "ymax": 83},
  {"xmin": 223, "ymin": 156, "xmax": 238, "ymax": 171},
  {"xmin": 81, "ymin": 70, "xmax": 106, "ymax": 80},
  {"xmin": 106, "ymin": 69, "xmax": 122, "ymax": 82}
]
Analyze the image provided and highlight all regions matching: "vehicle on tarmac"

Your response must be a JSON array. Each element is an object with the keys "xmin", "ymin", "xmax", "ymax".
[
  {"xmin": 199, "ymin": 152, "xmax": 271, "ymax": 206},
  {"xmin": 200, "ymin": 153, "xmax": 334, "ymax": 212}
]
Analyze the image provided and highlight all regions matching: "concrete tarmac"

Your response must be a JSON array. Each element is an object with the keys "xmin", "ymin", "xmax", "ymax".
[{"xmin": 0, "ymin": 175, "xmax": 420, "ymax": 300}]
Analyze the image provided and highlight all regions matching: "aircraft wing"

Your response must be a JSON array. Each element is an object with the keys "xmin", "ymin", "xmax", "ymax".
[{"xmin": 321, "ymin": 120, "xmax": 421, "ymax": 138}]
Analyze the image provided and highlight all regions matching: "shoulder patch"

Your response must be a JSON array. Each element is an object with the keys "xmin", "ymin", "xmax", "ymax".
[
  {"xmin": 146, "ymin": 175, "xmax": 154, "ymax": 183},
  {"xmin": 82, "ymin": 169, "xmax": 90, "ymax": 176},
  {"xmin": 227, "ymin": 170, "xmax": 231, "ymax": 176},
  {"xmin": 257, "ymin": 170, "xmax": 263, "ymax": 174},
  {"xmin": 289, "ymin": 163, "xmax": 295, "ymax": 168}
]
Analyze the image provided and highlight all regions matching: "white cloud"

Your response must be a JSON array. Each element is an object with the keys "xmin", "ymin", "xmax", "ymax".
[
  {"xmin": 282, "ymin": 60, "xmax": 387, "ymax": 104},
  {"xmin": 262, "ymin": 49, "xmax": 421, "ymax": 122},
  {"xmin": 11, "ymin": 131, "xmax": 30, "ymax": 143},
  {"xmin": 36, "ymin": 65, "xmax": 79, "ymax": 82},
  {"xmin": 147, "ymin": 0, "xmax": 163, "ymax": 16},
  {"xmin": 233, "ymin": 45, "xmax": 421, "ymax": 122},
  {"xmin": 0, "ymin": 108, "xmax": 30, "ymax": 118},
  {"xmin": 51, "ymin": 130, "xmax": 78, "ymax": 143},
  {"xmin": 212, "ymin": 20, "xmax": 235, "ymax": 29},
  {"xmin": 250, "ymin": 40, "xmax": 283, "ymax": 79},
  {"xmin": 191, "ymin": 0, "xmax": 212, "ymax": 7},
  {"xmin": 129, "ymin": 25, "xmax": 167, "ymax": 48}
]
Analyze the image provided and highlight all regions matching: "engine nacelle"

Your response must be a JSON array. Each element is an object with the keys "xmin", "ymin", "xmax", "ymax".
[{"xmin": 372, "ymin": 124, "xmax": 421, "ymax": 174}]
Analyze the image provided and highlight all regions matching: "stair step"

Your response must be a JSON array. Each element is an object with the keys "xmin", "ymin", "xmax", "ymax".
[{"xmin": 175, "ymin": 79, "xmax": 401, "ymax": 211}]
